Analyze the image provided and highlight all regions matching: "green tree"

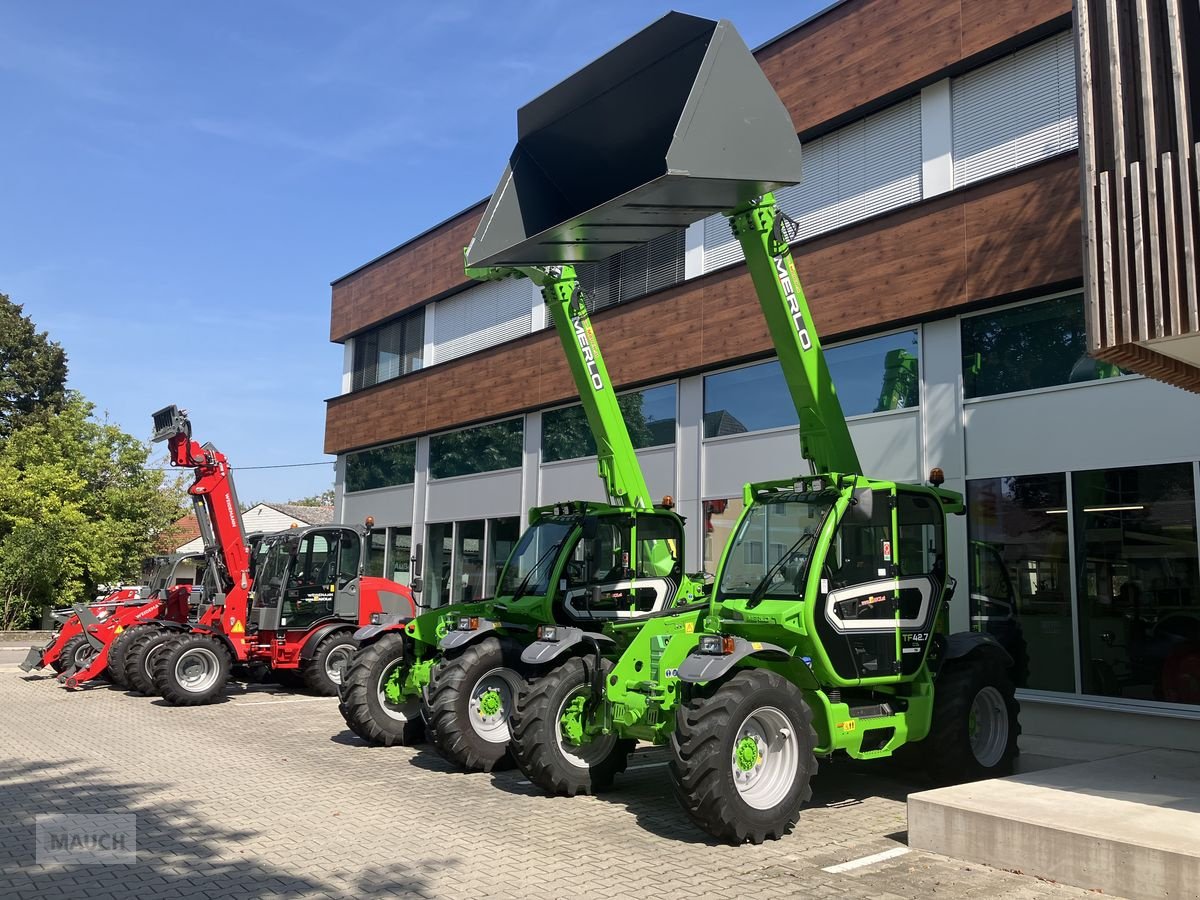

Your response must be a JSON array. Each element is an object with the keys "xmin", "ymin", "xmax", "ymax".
[
  {"xmin": 290, "ymin": 486, "xmax": 335, "ymax": 506},
  {"xmin": 0, "ymin": 292, "xmax": 68, "ymax": 440},
  {"xmin": 0, "ymin": 393, "xmax": 186, "ymax": 628}
]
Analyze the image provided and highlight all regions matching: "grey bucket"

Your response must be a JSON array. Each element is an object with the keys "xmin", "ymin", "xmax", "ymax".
[{"xmin": 465, "ymin": 12, "xmax": 803, "ymax": 269}]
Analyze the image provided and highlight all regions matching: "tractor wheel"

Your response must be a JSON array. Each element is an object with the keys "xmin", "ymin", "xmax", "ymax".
[
  {"xmin": 60, "ymin": 634, "xmax": 97, "ymax": 674},
  {"xmin": 670, "ymin": 668, "xmax": 818, "ymax": 844},
  {"xmin": 302, "ymin": 631, "xmax": 358, "ymax": 696},
  {"xmin": 921, "ymin": 650, "xmax": 1020, "ymax": 783},
  {"xmin": 152, "ymin": 634, "xmax": 231, "ymax": 706},
  {"xmin": 510, "ymin": 655, "xmax": 634, "ymax": 796},
  {"xmin": 421, "ymin": 636, "xmax": 526, "ymax": 772},
  {"xmin": 337, "ymin": 633, "xmax": 424, "ymax": 746},
  {"xmin": 126, "ymin": 629, "xmax": 178, "ymax": 696},
  {"xmin": 48, "ymin": 636, "xmax": 72, "ymax": 674},
  {"xmin": 107, "ymin": 625, "xmax": 152, "ymax": 688}
]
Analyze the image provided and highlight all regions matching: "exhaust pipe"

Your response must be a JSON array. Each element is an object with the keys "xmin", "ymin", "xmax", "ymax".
[{"xmin": 466, "ymin": 12, "xmax": 803, "ymax": 268}]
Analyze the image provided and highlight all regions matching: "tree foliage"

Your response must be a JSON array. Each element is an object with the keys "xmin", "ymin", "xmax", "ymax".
[
  {"xmin": 0, "ymin": 393, "xmax": 186, "ymax": 628},
  {"xmin": 0, "ymin": 293, "xmax": 68, "ymax": 440},
  {"xmin": 290, "ymin": 486, "xmax": 336, "ymax": 506}
]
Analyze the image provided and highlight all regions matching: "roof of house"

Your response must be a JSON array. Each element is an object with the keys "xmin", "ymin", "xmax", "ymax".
[{"xmin": 261, "ymin": 503, "xmax": 336, "ymax": 526}]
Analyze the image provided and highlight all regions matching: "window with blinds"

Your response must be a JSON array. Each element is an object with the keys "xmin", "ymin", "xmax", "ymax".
[
  {"xmin": 431, "ymin": 277, "xmax": 534, "ymax": 364},
  {"xmin": 951, "ymin": 31, "xmax": 1078, "ymax": 188},
  {"xmin": 351, "ymin": 309, "xmax": 424, "ymax": 391},
  {"xmin": 702, "ymin": 96, "xmax": 923, "ymax": 273},
  {"xmin": 575, "ymin": 229, "xmax": 685, "ymax": 314}
]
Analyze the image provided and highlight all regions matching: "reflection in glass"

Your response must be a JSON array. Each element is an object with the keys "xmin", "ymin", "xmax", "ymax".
[
  {"xmin": 703, "ymin": 498, "xmax": 745, "ymax": 577},
  {"xmin": 1073, "ymin": 464, "xmax": 1199, "ymax": 704},
  {"xmin": 961, "ymin": 294, "xmax": 1123, "ymax": 399},
  {"xmin": 366, "ymin": 529, "xmax": 386, "ymax": 578},
  {"xmin": 453, "ymin": 520, "xmax": 485, "ymax": 603},
  {"xmin": 430, "ymin": 419, "xmax": 523, "ymax": 479},
  {"xmin": 486, "ymin": 517, "xmax": 521, "ymax": 595},
  {"xmin": 425, "ymin": 523, "xmax": 453, "ymax": 608},
  {"xmin": 389, "ymin": 527, "xmax": 412, "ymax": 587},
  {"xmin": 542, "ymin": 384, "xmax": 676, "ymax": 462},
  {"xmin": 346, "ymin": 442, "xmax": 415, "ymax": 493},
  {"xmin": 717, "ymin": 496, "xmax": 835, "ymax": 601},
  {"xmin": 967, "ymin": 474, "xmax": 1073, "ymax": 691}
]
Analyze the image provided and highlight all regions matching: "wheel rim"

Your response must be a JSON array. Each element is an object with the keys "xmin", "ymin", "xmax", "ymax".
[
  {"xmin": 175, "ymin": 646, "xmax": 221, "ymax": 694},
  {"xmin": 73, "ymin": 643, "xmax": 95, "ymax": 670},
  {"xmin": 730, "ymin": 706, "xmax": 798, "ymax": 810},
  {"xmin": 968, "ymin": 685, "xmax": 1009, "ymax": 768},
  {"xmin": 554, "ymin": 685, "xmax": 616, "ymax": 769},
  {"xmin": 376, "ymin": 658, "xmax": 419, "ymax": 722},
  {"xmin": 143, "ymin": 640, "xmax": 169, "ymax": 682},
  {"xmin": 324, "ymin": 643, "xmax": 355, "ymax": 685},
  {"xmin": 468, "ymin": 667, "xmax": 523, "ymax": 744}
]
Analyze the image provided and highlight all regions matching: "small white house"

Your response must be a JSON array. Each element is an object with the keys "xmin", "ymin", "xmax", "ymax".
[{"xmin": 170, "ymin": 503, "xmax": 335, "ymax": 553}]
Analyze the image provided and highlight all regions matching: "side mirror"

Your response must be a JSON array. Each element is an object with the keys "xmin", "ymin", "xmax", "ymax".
[
  {"xmin": 411, "ymin": 577, "xmax": 423, "ymax": 594},
  {"xmin": 847, "ymin": 488, "xmax": 875, "ymax": 524}
]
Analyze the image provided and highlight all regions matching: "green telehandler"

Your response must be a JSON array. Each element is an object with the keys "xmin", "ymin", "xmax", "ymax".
[
  {"xmin": 336, "ymin": 251, "xmax": 709, "ymax": 772},
  {"xmin": 459, "ymin": 12, "xmax": 1020, "ymax": 844}
]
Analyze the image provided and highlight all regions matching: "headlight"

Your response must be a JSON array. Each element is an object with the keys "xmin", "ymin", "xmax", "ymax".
[
  {"xmin": 457, "ymin": 616, "xmax": 479, "ymax": 631},
  {"xmin": 698, "ymin": 634, "xmax": 735, "ymax": 655},
  {"xmin": 370, "ymin": 612, "xmax": 382, "ymax": 625},
  {"xmin": 537, "ymin": 625, "xmax": 559, "ymax": 641}
]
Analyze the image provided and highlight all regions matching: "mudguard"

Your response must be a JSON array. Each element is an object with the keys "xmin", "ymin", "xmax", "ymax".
[
  {"xmin": 677, "ymin": 636, "xmax": 815, "ymax": 686},
  {"xmin": 439, "ymin": 619, "xmax": 497, "ymax": 651},
  {"xmin": 300, "ymin": 623, "xmax": 356, "ymax": 661},
  {"xmin": 352, "ymin": 619, "xmax": 407, "ymax": 644},
  {"xmin": 521, "ymin": 627, "xmax": 615, "ymax": 666},
  {"xmin": 944, "ymin": 631, "xmax": 1012, "ymax": 666}
]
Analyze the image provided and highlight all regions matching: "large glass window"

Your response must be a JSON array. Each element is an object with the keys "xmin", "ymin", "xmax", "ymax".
[
  {"xmin": 486, "ymin": 517, "xmax": 521, "ymax": 595},
  {"xmin": 961, "ymin": 294, "xmax": 1124, "ymax": 399},
  {"xmin": 703, "ymin": 498, "xmax": 745, "ymax": 577},
  {"xmin": 389, "ymin": 527, "xmax": 412, "ymax": 587},
  {"xmin": 453, "ymin": 520, "xmax": 485, "ymax": 603},
  {"xmin": 1073, "ymin": 464, "xmax": 1199, "ymax": 704},
  {"xmin": 352, "ymin": 309, "xmax": 424, "ymax": 391},
  {"xmin": 702, "ymin": 331, "xmax": 920, "ymax": 438},
  {"xmin": 967, "ymin": 474, "xmax": 1074, "ymax": 691},
  {"xmin": 542, "ymin": 384, "xmax": 676, "ymax": 463},
  {"xmin": 429, "ymin": 419, "xmax": 523, "ymax": 479},
  {"xmin": 717, "ymin": 495, "xmax": 835, "ymax": 601},
  {"xmin": 424, "ymin": 523, "xmax": 454, "ymax": 608},
  {"xmin": 345, "ymin": 441, "xmax": 415, "ymax": 493},
  {"xmin": 497, "ymin": 518, "xmax": 575, "ymax": 597}
]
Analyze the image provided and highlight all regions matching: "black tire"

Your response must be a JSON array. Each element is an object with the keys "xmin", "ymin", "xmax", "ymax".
[
  {"xmin": 152, "ymin": 634, "xmax": 231, "ymax": 706},
  {"xmin": 510, "ymin": 655, "xmax": 634, "ymax": 796},
  {"xmin": 302, "ymin": 631, "xmax": 358, "ymax": 697},
  {"xmin": 337, "ymin": 633, "xmax": 425, "ymax": 746},
  {"xmin": 670, "ymin": 668, "xmax": 818, "ymax": 845},
  {"xmin": 920, "ymin": 650, "xmax": 1020, "ymax": 784},
  {"xmin": 126, "ymin": 629, "xmax": 178, "ymax": 696},
  {"xmin": 48, "ymin": 634, "xmax": 74, "ymax": 674},
  {"xmin": 421, "ymin": 636, "xmax": 526, "ymax": 772},
  {"xmin": 58, "ymin": 634, "xmax": 94, "ymax": 673},
  {"xmin": 107, "ymin": 625, "xmax": 154, "ymax": 688}
]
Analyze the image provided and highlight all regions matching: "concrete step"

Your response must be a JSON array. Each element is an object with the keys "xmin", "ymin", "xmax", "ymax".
[{"xmin": 909, "ymin": 748, "xmax": 1200, "ymax": 900}]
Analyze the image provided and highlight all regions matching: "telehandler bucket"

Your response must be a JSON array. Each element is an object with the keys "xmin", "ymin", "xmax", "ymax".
[{"xmin": 465, "ymin": 11, "xmax": 803, "ymax": 268}]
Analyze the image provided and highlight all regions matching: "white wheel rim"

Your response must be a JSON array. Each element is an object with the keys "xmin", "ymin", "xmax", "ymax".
[
  {"xmin": 324, "ymin": 643, "xmax": 356, "ymax": 685},
  {"xmin": 143, "ymin": 640, "xmax": 169, "ymax": 682},
  {"xmin": 468, "ymin": 667, "xmax": 523, "ymax": 744},
  {"xmin": 731, "ymin": 706, "xmax": 799, "ymax": 810},
  {"xmin": 175, "ymin": 647, "xmax": 221, "ymax": 693},
  {"xmin": 969, "ymin": 685, "xmax": 1009, "ymax": 768},
  {"xmin": 376, "ymin": 659, "xmax": 418, "ymax": 723},
  {"xmin": 554, "ymin": 685, "xmax": 616, "ymax": 769}
]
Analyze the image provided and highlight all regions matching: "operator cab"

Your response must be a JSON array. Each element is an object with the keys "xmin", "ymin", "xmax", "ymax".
[
  {"xmin": 498, "ymin": 506, "xmax": 688, "ymax": 625},
  {"xmin": 252, "ymin": 526, "xmax": 362, "ymax": 632}
]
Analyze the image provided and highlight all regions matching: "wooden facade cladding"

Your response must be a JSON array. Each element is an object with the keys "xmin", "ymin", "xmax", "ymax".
[
  {"xmin": 328, "ymin": 0, "xmax": 1074, "ymax": 344},
  {"xmin": 758, "ymin": 0, "xmax": 1072, "ymax": 136},
  {"xmin": 1077, "ymin": 0, "xmax": 1200, "ymax": 392},
  {"xmin": 325, "ymin": 156, "xmax": 1081, "ymax": 455}
]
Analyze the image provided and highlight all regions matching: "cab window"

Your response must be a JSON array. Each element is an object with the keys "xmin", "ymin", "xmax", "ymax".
[{"xmin": 635, "ymin": 515, "xmax": 682, "ymax": 579}]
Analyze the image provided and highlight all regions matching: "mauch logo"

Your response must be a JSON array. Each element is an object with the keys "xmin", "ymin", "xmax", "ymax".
[
  {"xmin": 573, "ymin": 318, "xmax": 604, "ymax": 391},
  {"xmin": 775, "ymin": 255, "xmax": 812, "ymax": 351},
  {"xmin": 36, "ymin": 814, "xmax": 136, "ymax": 865}
]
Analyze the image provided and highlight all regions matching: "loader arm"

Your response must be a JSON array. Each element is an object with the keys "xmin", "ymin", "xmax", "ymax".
[
  {"xmin": 464, "ymin": 258, "xmax": 655, "ymax": 511},
  {"xmin": 729, "ymin": 196, "xmax": 862, "ymax": 477}
]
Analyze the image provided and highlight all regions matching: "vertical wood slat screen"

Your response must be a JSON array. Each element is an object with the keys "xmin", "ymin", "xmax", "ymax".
[{"xmin": 1078, "ymin": 0, "xmax": 1200, "ymax": 392}]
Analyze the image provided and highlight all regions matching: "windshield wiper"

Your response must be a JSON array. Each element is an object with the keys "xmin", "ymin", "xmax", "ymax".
[
  {"xmin": 746, "ymin": 532, "xmax": 816, "ymax": 607},
  {"xmin": 510, "ymin": 539, "xmax": 566, "ymax": 603}
]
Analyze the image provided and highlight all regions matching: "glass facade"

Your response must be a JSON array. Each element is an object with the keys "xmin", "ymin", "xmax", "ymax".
[
  {"xmin": 429, "ymin": 419, "xmax": 523, "ymax": 479},
  {"xmin": 352, "ymin": 309, "xmax": 423, "ymax": 391},
  {"xmin": 345, "ymin": 441, "xmax": 415, "ymax": 493},
  {"xmin": 702, "ymin": 330, "xmax": 919, "ymax": 438},
  {"xmin": 487, "ymin": 517, "xmax": 521, "ymax": 594},
  {"xmin": 541, "ymin": 384, "xmax": 676, "ymax": 463},
  {"xmin": 969, "ymin": 464, "xmax": 1200, "ymax": 708},
  {"xmin": 961, "ymin": 294, "xmax": 1124, "ymax": 399},
  {"xmin": 423, "ymin": 517, "xmax": 525, "ymax": 608}
]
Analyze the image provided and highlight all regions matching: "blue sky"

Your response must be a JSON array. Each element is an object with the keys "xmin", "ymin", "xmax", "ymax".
[{"xmin": 0, "ymin": 1, "xmax": 825, "ymax": 503}]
